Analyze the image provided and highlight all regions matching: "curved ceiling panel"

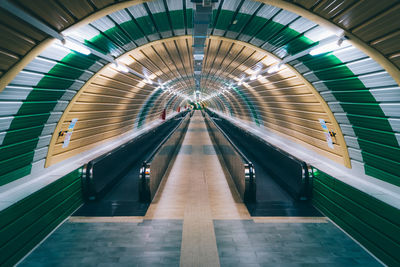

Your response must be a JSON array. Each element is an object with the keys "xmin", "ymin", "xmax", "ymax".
[
  {"xmin": 201, "ymin": 37, "xmax": 348, "ymax": 165},
  {"xmin": 44, "ymin": 36, "xmax": 349, "ymax": 168},
  {"xmin": 1, "ymin": 0, "xmax": 399, "ymax": 88},
  {"xmin": 0, "ymin": 0, "xmax": 399, "ymax": 188},
  {"xmin": 44, "ymin": 36, "xmax": 249, "ymax": 166}
]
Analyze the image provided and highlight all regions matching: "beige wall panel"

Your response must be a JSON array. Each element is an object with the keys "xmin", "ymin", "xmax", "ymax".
[
  {"xmin": 221, "ymin": 96, "xmax": 241, "ymax": 117},
  {"xmin": 259, "ymin": 116, "xmax": 331, "ymax": 142},
  {"xmin": 71, "ymin": 102, "xmax": 143, "ymax": 112},
  {"xmin": 98, "ymin": 72, "xmax": 143, "ymax": 87},
  {"xmin": 89, "ymin": 82, "xmax": 152, "ymax": 95},
  {"xmin": 153, "ymin": 45, "xmax": 180, "ymax": 77},
  {"xmin": 65, "ymin": 108, "xmax": 141, "ymax": 121},
  {"xmin": 140, "ymin": 49, "xmax": 172, "ymax": 80},
  {"xmin": 85, "ymin": 84, "xmax": 150, "ymax": 98},
  {"xmin": 264, "ymin": 122, "xmax": 342, "ymax": 157},
  {"xmin": 260, "ymin": 101, "xmax": 323, "ymax": 113},
  {"xmin": 164, "ymin": 41, "xmax": 186, "ymax": 76},
  {"xmin": 148, "ymin": 94, "xmax": 167, "ymax": 116},
  {"xmin": 54, "ymin": 119, "xmax": 136, "ymax": 152},
  {"xmin": 265, "ymin": 69, "xmax": 296, "ymax": 80},
  {"xmin": 168, "ymin": 96, "xmax": 182, "ymax": 110},
  {"xmin": 258, "ymin": 111, "xmax": 334, "ymax": 131},
  {"xmin": 225, "ymin": 93, "xmax": 248, "ymax": 119},
  {"xmin": 92, "ymin": 76, "xmax": 144, "ymax": 91},
  {"xmin": 256, "ymin": 106, "xmax": 329, "ymax": 121},
  {"xmin": 247, "ymin": 94, "xmax": 318, "ymax": 103},
  {"xmin": 175, "ymin": 40, "xmax": 192, "ymax": 74},
  {"xmin": 129, "ymin": 50, "xmax": 162, "ymax": 76},
  {"xmin": 60, "ymin": 114, "xmax": 137, "ymax": 131},
  {"xmin": 78, "ymin": 93, "xmax": 143, "ymax": 104},
  {"xmin": 204, "ymin": 39, "xmax": 220, "ymax": 70},
  {"xmin": 253, "ymin": 77, "xmax": 304, "ymax": 88},
  {"xmin": 49, "ymin": 124, "xmax": 135, "ymax": 166},
  {"xmin": 255, "ymin": 85, "xmax": 311, "ymax": 96}
]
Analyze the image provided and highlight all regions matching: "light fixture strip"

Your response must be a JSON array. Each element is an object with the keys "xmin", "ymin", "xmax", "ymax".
[{"xmin": 237, "ymin": 34, "xmax": 346, "ymax": 86}]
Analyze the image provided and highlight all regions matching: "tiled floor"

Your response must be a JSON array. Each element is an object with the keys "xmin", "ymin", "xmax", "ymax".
[
  {"xmin": 20, "ymin": 220, "xmax": 183, "ymax": 267},
  {"xmin": 18, "ymin": 112, "xmax": 382, "ymax": 266},
  {"xmin": 19, "ymin": 219, "xmax": 381, "ymax": 267},
  {"xmin": 214, "ymin": 220, "xmax": 381, "ymax": 267}
]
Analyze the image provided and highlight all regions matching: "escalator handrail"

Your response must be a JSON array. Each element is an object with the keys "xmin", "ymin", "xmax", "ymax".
[
  {"xmin": 206, "ymin": 113, "xmax": 252, "ymax": 165},
  {"xmin": 208, "ymin": 110, "xmax": 311, "ymax": 200},
  {"xmin": 143, "ymin": 110, "xmax": 189, "ymax": 164},
  {"xmin": 82, "ymin": 111, "xmax": 188, "ymax": 200},
  {"xmin": 86, "ymin": 111, "xmax": 185, "ymax": 165},
  {"xmin": 209, "ymin": 110, "xmax": 307, "ymax": 167}
]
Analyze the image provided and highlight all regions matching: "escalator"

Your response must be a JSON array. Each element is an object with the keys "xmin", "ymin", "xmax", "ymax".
[
  {"xmin": 207, "ymin": 112, "xmax": 321, "ymax": 217},
  {"xmin": 74, "ymin": 109, "xmax": 320, "ymax": 218},
  {"xmin": 73, "ymin": 112, "xmax": 189, "ymax": 217}
]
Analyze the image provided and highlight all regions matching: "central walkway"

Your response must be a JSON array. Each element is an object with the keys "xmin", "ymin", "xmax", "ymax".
[
  {"xmin": 145, "ymin": 111, "xmax": 250, "ymax": 266},
  {"xmin": 19, "ymin": 111, "xmax": 381, "ymax": 267}
]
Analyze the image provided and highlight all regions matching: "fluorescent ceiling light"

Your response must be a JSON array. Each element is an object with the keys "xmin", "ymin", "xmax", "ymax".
[
  {"xmin": 63, "ymin": 39, "xmax": 90, "ymax": 55},
  {"xmin": 309, "ymin": 40, "xmax": 348, "ymax": 56},
  {"xmin": 250, "ymin": 74, "xmax": 258, "ymax": 80},
  {"xmin": 251, "ymin": 74, "xmax": 264, "ymax": 80},
  {"xmin": 110, "ymin": 62, "xmax": 129, "ymax": 73},
  {"xmin": 267, "ymin": 64, "xmax": 283, "ymax": 74},
  {"xmin": 194, "ymin": 54, "xmax": 204, "ymax": 60},
  {"xmin": 304, "ymin": 28, "xmax": 337, "ymax": 42}
]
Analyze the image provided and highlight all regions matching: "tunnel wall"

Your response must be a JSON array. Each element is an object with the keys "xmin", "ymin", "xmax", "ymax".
[
  {"xmin": 0, "ymin": 1, "xmax": 398, "ymax": 265},
  {"xmin": 202, "ymin": 38, "xmax": 349, "ymax": 166},
  {"xmin": 0, "ymin": 2, "xmax": 196, "ymax": 188},
  {"xmin": 1, "ymin": 0, "xmax": 399, "ymax": 190},
  {"xmin": 44, "ymin": 65, "xmax": 175, "ymax": 167},
  {"xmin": 203, "ymin": 1, "xmax": 400, "ymax": 187},
  {"xmin": 312, "ymin": 168, "xmax": 400, "ymax": 266},
  {"xmin": 0, "ymin": 167, "xmax": 83, "ymax": 266},
  {"xmin": 209, "ymin": 109, "xmax": 399, "ymax": 266}
]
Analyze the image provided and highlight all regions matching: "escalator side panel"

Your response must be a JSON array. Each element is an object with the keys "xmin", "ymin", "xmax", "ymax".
[{"xmin": 82, "ymin": 114, "xmax": 183, "ymax": 201}]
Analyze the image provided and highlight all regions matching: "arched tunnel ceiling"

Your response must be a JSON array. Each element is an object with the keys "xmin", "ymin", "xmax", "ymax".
[
  {"xmin": 0, "ymin": 0, "xmax": 399, "ymax": 188},
  {"xmin": 46, "ymin": 36, "xmax": 349, "ymax": 166}
]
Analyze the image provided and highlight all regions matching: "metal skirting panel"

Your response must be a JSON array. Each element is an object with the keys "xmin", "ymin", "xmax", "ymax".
[
  {"xmin": 312, "ymin": 168, "xmax": 400, "ymax": 267},
  {"xmin": 0, "ymin": 167, "xmax": 83, "ymax": 266}
]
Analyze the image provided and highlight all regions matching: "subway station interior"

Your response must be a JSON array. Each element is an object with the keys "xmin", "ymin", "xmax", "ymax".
[{"xmin": 0, "ymin": 0, "xmax": 399, "ymax": 266}]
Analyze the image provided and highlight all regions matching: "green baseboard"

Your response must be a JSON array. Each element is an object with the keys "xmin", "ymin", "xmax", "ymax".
[
  {"xmin": 312, "ymin": 168, "xmax": 400, "ymax": 266},
  {"xmin": 0, "ymin": 167, "xmax": 83, "ymax": 266}
]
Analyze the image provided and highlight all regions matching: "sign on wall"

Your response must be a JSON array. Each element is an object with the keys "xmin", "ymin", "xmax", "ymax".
[
  {"xmin": 319, "ymin": 119, "xmax": 334, "ymax": 149},
  {"xmin": 62, "ymin": 118, "xmax": 78, "ymax": 148}
]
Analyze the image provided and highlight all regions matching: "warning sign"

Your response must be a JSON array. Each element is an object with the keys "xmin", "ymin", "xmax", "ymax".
[
  {"xmin": 62, "ymin": 118, "xmax": 78, "ymax": 148},
  {"xmin": 319, "ymin": 119, "xmax": 334, "ymax": 149}
]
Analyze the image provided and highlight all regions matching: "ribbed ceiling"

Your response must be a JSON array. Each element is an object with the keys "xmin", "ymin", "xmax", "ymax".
[{"xmin": 1, "ymin": 0, "xmax": 399, "ymax": 80}]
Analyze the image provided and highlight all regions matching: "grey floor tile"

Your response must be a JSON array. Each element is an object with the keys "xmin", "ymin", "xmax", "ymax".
[
  {"xmin": 18, "ymin": 216, "xmax": 383, "ymax": 267},
  {"xmin": 20, "ymin": 220, "xmax": 183, "ymax": 266},
  {"xmin": 214, "ymin": 220, "xmax": 383, "ymax": 267}
]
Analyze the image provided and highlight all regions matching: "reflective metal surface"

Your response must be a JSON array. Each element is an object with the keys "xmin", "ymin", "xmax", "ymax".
[
  {"xmin": 204, "ymin": 112, "xmax": 256, "ymax": 203},
  {"xmin": 140, "ymin": 111, "xmax": 191, "ymax": 202}
]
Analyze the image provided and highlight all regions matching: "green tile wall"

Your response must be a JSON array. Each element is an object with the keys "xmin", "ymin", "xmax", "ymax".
[
  {"xmin": 0, "ymin": 167, "xmax": 83, "ymax": 266},
  {"xmin": 312, "ymin": 168, "xmax": 400, "ymax": 266}
]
